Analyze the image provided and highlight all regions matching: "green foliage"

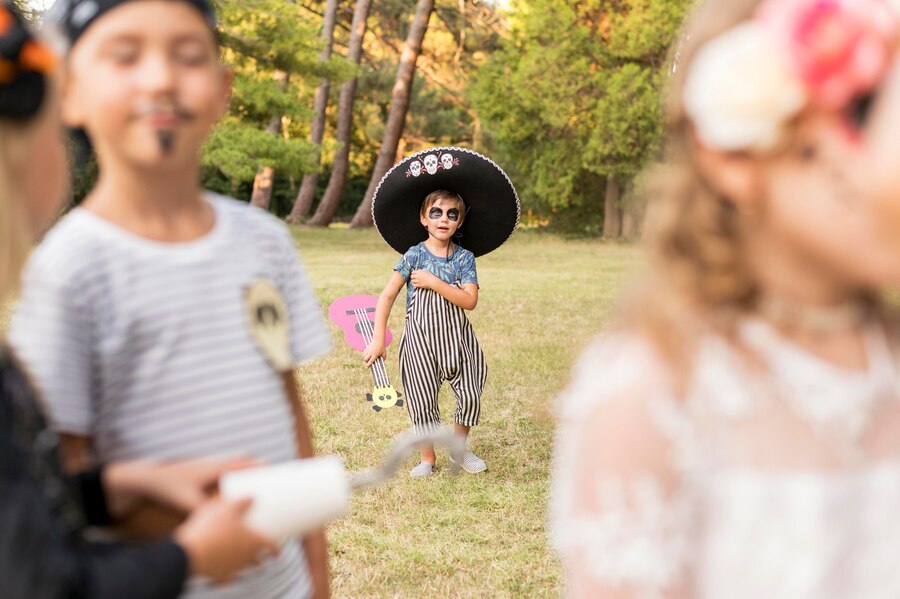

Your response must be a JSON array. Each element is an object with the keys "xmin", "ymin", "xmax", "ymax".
[
  {"xmin": 53, "ymin": 0, "xmax": 689, "ymax": 224},
  {"xmin": 200, "ymin": 0, "xmax": 355, "ymax": 203},
  {"xmin": 12, "ymin": 0, "xmax": 37, "ymax": 21},
  {"xmin": 202, "ymin": 119, "xmax": 315, "ymax": 184},
  {"xmin": 470, "ymin": 0, "xmax": 690, "ymax": 227},
  {"xmin": 69, "ymin": 149, "xmax": 98, "ymax": 206}
]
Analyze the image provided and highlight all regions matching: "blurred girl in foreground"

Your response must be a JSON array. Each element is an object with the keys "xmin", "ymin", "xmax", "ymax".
[{"xmin": 552, "ymin": 0, "xmax": 900, "ymax": 596}]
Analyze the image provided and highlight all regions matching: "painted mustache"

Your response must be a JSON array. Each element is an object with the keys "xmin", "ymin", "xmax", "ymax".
[{"xmin": 131, "ymin": 98, "xmax": 196, "ymax": 122}]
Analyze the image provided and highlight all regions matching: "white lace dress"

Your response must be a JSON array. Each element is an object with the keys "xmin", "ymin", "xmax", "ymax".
[{"xmin": 551, "ymin": 319, "xmax": 900, "ymax": 599}]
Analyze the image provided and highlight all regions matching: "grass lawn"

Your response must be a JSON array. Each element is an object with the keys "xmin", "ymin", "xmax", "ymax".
[{"xmin": 293, "ymin": 226, "xmax": 643, "ymax": 598}]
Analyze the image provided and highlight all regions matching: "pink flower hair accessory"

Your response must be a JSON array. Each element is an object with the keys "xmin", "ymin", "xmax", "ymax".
[
  {"xmin": 757, "ymin": 0, "xmax": 897, "ymax": 110},
  {"xmin": 683, "ymin": 0, "xmax": 899, "ymax": 152}
]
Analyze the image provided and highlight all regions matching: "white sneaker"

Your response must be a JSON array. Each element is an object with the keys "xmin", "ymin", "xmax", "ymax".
[
  {"xmin": 409, "ymin": 461, "xmax": 434, "ymax": 478},
  {"xmin": 450, "ymin": 450, "xmax": 487, "ymax": 474}
]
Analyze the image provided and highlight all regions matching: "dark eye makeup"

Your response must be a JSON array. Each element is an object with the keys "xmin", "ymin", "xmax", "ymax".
[{"xmin": 428, "ymin": 207, "xmax": 460, "ymax": 221}]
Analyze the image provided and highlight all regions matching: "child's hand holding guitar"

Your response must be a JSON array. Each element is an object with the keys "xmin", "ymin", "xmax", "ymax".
[{"xmin": 363, "ymin": 337, "xmax": 385, "ymax": 367}]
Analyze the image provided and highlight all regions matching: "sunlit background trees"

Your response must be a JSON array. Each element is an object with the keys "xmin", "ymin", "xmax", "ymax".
[{"xmin": 25, "ymin": 0, "xmax": 690, "ymax": 236}]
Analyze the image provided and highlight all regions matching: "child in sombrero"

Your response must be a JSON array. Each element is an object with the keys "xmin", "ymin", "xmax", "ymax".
[{"xmin": 363, "ymin": 147, "xmax": 519, "ymax": 478}]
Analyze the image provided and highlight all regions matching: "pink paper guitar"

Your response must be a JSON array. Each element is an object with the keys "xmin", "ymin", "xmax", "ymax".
[{"xmin": 328, "ymin": 294, "xmax": 403, "ymax": 412}]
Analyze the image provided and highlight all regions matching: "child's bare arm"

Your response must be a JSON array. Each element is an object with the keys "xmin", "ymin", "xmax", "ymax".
[
  {"xmin": 409, "ymin": 270, "xmax": 479, "ymax": 310},
  {"xmin": 61, "ymin": 434, "xmax": 181, "ymax": 533},
  {"xmin": 302, "ymin": 532, "xmax": 331, "ymax": 599},
  {"xmin": 364, "ymin": 272, "xmax": 405, "ymax": 367}
]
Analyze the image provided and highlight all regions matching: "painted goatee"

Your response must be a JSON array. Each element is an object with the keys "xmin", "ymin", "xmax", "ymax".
[{"xmin": 157, "ymin": 130, "xmax": 175, "ymax": 154}]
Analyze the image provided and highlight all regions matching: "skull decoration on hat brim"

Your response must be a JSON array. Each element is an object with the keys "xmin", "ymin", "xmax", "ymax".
[{"xmin": 371, "ymin": 147, "xmax": 520, "ymax": 258}]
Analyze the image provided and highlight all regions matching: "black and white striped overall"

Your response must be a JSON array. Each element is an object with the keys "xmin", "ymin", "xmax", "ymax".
[{"xmin": 398, "ymin": 285, "xmax": 487, "ymax": 434}]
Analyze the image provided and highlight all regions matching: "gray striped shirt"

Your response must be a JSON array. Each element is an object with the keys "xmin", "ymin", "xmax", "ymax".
[{"xmin": 9, "ymin": 193, "xmax": 331, "ymax": 599}]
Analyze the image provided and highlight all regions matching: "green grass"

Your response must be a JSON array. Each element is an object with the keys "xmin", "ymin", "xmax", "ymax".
[{"xmin": 293, "ymin": 227, "xmax": 642, "ymax": 598}]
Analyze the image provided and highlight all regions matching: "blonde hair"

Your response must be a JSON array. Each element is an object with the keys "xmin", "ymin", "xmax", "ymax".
[
  {"xmin": 625, "ymin": 0, "xmax": 778, "ymax": 366},
  {"xmin": 0, "ymin": 95, "xmax": 54, "ymax": 303}
]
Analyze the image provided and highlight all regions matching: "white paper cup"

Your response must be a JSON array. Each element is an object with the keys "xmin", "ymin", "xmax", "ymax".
[{"xmin": 219, "ymin": 456, "xmax": 350, "ymax": 540}]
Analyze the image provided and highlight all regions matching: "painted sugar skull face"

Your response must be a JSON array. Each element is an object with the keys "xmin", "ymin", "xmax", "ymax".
[
  {"xmin": 423, "ymin": 154, "xmax": 439, "ymax": 175},
  {"xmin": 440, "ymin": 153, "xmax": 454, "ymax": 170}
]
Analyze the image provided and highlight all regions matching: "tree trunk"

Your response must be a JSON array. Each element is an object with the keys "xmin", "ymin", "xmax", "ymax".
[
  {"xmin": 287, "ymin": 0, "xmax": 339, "ymax": 224},
  {"xmin": 250, "ymin": 166, "xmax": 276, "ymax": 210},
  {"xmin": 250, "ymin": 71, "xmax": 288, "ymax": 212},
  {"xmin": 603, "ymin": 176, "xmax": 622, "ymax": 238},
  {"xmin": 349, "ymin": 0, "xmax": 435, "ymax": 228},
  {"xmin": 306, "ymin": 0, "xmax": 372, "ymax": 227},
  {"xmin": 250, "ymin": 113, "xmax": 284, "ymax": 211},
  {"xmin": 395, "ymin": 137, "xmax": 407, "ymax": 164}
]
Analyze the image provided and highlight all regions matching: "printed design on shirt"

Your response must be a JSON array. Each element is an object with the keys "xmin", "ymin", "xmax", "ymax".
[
  {"xmin": 396, "ymin": 246, "xmax": 475, "ymax": 286},
  {"xmin": 245, "ymin": 278, "xmax": 295, "ymax": 372},
  {"xmin": 405, "ymin": 153, "xmax": 461, "ymax": 178},
  {"xmin": 394, "ymin": 244, "xmax": 478, "ymax": 309}
]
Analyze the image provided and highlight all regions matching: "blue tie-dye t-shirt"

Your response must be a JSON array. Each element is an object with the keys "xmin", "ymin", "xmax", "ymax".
[{"xmin": 394, "ymin": 242, "xmax": 478, "ymax": 310}]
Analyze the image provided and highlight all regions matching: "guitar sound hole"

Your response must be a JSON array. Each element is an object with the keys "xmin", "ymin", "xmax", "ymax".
[{"xmin": 355, "ymin": 320, "xmax": 376, "ymax": 335}]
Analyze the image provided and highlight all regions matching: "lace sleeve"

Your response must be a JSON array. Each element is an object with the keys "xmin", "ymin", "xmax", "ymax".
[{"xmin": 550, "ymin": 335, "xmax": 696, "ymax": 599}]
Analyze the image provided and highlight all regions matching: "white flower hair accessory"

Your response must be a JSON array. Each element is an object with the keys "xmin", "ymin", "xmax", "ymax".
[
  {"xmin": 683, "ymin": 0, "xmax": 898, "ymax": 153},
  {"xmin": 684, "ymin": 22, "xmax": 807, "ymax": 152}
]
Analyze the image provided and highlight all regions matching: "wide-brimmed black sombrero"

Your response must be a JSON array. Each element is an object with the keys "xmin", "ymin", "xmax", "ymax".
[{"xmin": 371, "ymin": 147, "xmax": 520, "ymax": 257}]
